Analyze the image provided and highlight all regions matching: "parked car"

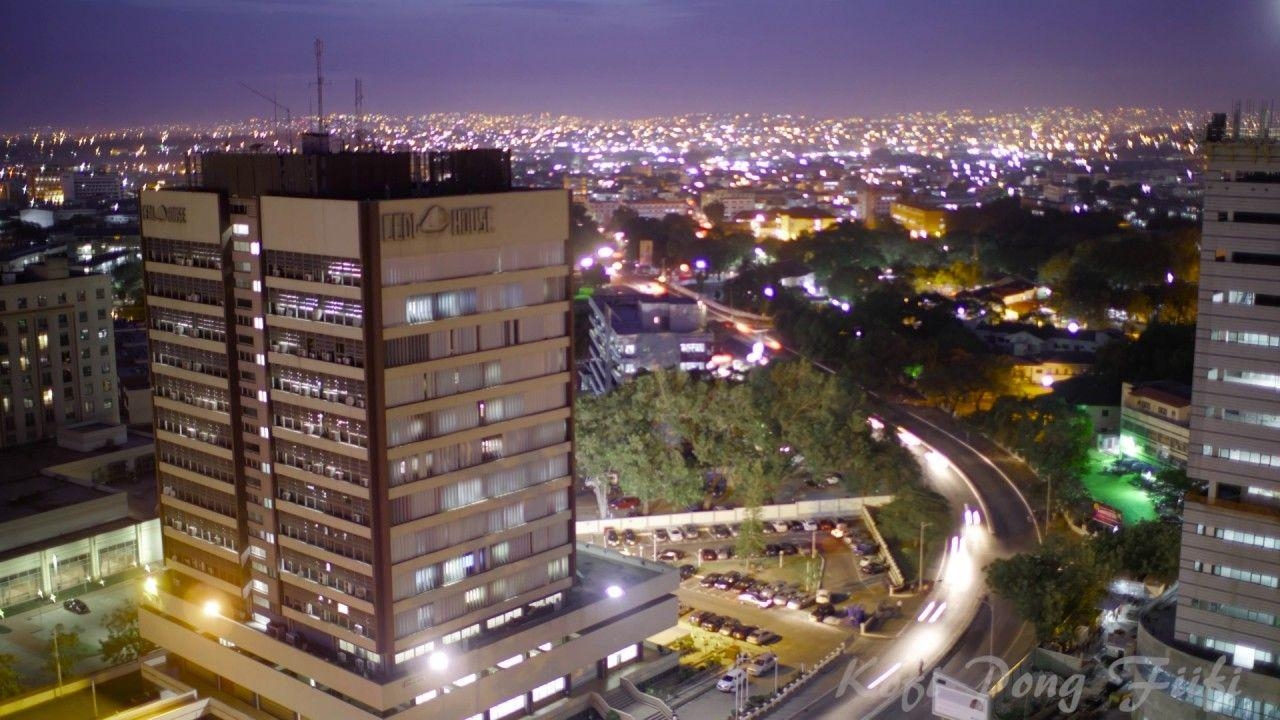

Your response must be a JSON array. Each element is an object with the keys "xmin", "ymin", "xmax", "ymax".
[
  {"xmin": 700, "ymin": 573, "xmax": 723, "ymax": 588},
  {"xmin": 658, "ymin": 549, "xmax": 686, "ymax": 561},
  {"xmin": 729, "ymin": 524, "xmax": 741, "ymax": 537},
  {"xmin": 679, "ymin": 564, "xmax": 696, "ymax": 580},
  {"xmin": 653, "ymin": 528, "xmax": 670, "ymax": 543},
  {"xmin": 863, "ymin": 562, "xmax": 887, "ymax": 575},
  {"xmin": 717, "ymin": 668, "xmax": 747, "ymax": 692},
  {"xmin": 623, "ymin": 529, "xmax": 638, "ymax": 546},
  {"xmin": 746, "ymin": 629, "xmax": 780, "ymax": 645},
  {"xmin": 717, "ymin": 546, "xmax": 735, "ymax": 560},
  {"xmin": 788, "ymin": 520, "xmax": 805, "ymax": 533},
  {"xmin": 701, "ymin": 615, "xmax": 727, "ymax": 632},
  {"xmin": 712, "ymin": 524, "xmax": 733, "ymax": 539},
  {"xmin": 815, "ymin": 588, "xmax": 832, "ymax": 605},
  {"xmin": 604, "ymin": 529, "xmax": 620, "ymax": 547},
  {"xmin": 609, "ymin": 496, "xmax": 641, "ymax": 511},
  {"xmin": 761, "ymin": 522, "xmax": 777, "ymax": 535},
  {"xmin": 817, "ymin": 518, "xmax": 836, "ymax": 531},
  {"xmin": 800, "ymin": 518, "xmax": 818, "ymax": 532},
  {"xmin": 778, "ymin": 542, "xmax": 799, "ymax": 556},
  {"xmin": 683, "ymin": 524, "xmax": 701, "ymax": 540},
  {"xmin": 731, "ymin": 624, "xmax": 757, "ymax": 641},
  {"xmin": 719, "ymin": 620, "xmax": 740, "ymax": 636},
  {"xmin": 738, "ymin": 592, "xmax": 773, "ymax": 609},
  {"xmin": 746, "ymin": 652, "xmax": 778, "ymax": 677},
  {"xmin": 787, "ymin": 594, "xmax": 815, "ymax": 610},
  {"xmin": 63, "ymin": 598, "xmax": 89, "ymax": 615},
  {"xmin": 700, "ymin": 547, "xmax": 719, "ymax": 562},
  {"xmin": 770, "ymin": 520, "xmax": 790, "ymax": 533},
  {"xmin": 667, "ymin": 526, "xmax": 685, "ymax": 542},
  {"xmin": 810, "ymin": 604, "xmax": 836, "ymax": 622},
  {"xmin": 731, "ymin": 575, "xmax": 756, "ymax": 592}
]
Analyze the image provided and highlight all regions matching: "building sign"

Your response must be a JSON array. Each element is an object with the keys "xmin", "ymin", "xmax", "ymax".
[
  {"xmin": 141, "ymin": 204, "xmax": 187, "ymax": 223},
  {"xmin": 381, "ymin": 204, "xmax": 492, "ymax": 241}
]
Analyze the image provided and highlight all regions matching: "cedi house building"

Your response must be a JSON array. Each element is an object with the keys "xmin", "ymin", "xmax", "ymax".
[{"xmin": 138, "ymin": 147, "xmax": 677, "ymax": 720}]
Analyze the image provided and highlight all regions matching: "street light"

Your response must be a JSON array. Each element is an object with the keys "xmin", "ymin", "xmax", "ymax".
[
  {"xmin": 605, "ymin": 584, "xmax": 624, "ymax": 599},
  {"xmin": 202, "ymin": 599, "xmax": 221, "ymax": 618},
  {"xmin": 427, "ymin": 650, "xmax": 450, "ymax": 673}
]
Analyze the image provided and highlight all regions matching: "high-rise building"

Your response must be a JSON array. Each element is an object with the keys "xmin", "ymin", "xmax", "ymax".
[
  {"xmin": 61, "ymin": 169, "xmax": 123, "ymax": 204},
  {"xmin": 0, "ymin": 260, "xmax": 120, "ymax": 447},
  {"xmin": 138, "ymin": 148, "xmax": 676, "ymax": 720},
  {"xmin": 1135, "ymin": 116, "xmax": 1280, "ymax": 719}
]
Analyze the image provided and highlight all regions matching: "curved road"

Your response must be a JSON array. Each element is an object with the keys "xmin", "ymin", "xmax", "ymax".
[{"xmin": 762, "ymin": 401, "xmax": 1043, "ymax": 720}]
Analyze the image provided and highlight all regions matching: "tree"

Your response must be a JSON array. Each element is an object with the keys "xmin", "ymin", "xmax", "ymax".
[
  {"xmin": 987, "ymin": 537, "xmax": 1114, "ymax": 644},
  {"xmin": 0, "ymin": 653, "xmax": 21, "ymax": 699},
  {"xmin": 735, "ymin": 508, "xmax": 767, "ymax": 570},
  {"xmin": 574, "ymin": 372, "xmax": 703, "ymax": 514},
  {"xmin": 1146, "ymin": 467, "xmax": 1200, "ymax": 515},
  {"xmin": 703, "ymin": 201, "xmax": 725, "ymax": 225},
  {"xmin": 749, "ymin": 362, "xmax": 864, "ymax": 479},
  {"xmin": 99, "ymin": 601, "xmax": 156, "ymax": 664},
  {"xmin": 1095, "ymin": 521, "xmax": 1180, "ymax": 584},
  {"xmin": 45, "ymin": 624, "xmax": 92, "ymax": 679}
]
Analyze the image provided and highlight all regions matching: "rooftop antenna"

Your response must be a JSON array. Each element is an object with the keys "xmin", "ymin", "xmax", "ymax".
[
  {"xmin": 354, "ymin": 77, "xmax": 364, "ymax": 148},
  {"xmin": 1231, "ymin": 100, "xmax": 1242, "ymax": 140},
  {"xmin": 314, "ymin": 38, "xmax": 326, "ymax": 132},
  {"xmin": 239, "ymin": 82, "xmax": 293, "ymax": 150}
]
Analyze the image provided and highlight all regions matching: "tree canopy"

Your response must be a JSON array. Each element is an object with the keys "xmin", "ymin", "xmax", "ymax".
[{"xmin": 987, "ymin": 536, "xmax": 1114, "ymax": 644}]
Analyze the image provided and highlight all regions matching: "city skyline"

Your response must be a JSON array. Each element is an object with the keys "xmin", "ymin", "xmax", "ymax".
[{"xmin": 3, "ymin": 0, "xmax": 1279, "ymax": 130}]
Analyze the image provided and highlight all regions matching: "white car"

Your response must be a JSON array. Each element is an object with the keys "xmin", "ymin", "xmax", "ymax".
[
  {"xmin": 745, "ymin": 652, "xmax": 777, "ymax": 677},
  {"xmin": 683, "ymin": 524, "xmax": 701, "ymax": 540},
  {"xmin": 800, "ymin": 518, "xmax": 818, "ymax": 532},
  {"xmin": 717, "ymin": 667, "xmax": 748, "ymax": 692},
  {"xmin": 815, "ymin": 588, "xmax": 831, "ymax": 605},
  {"xmin": 667, "ymin": 526, "xmax": 684, "ymax": 542},
  {"xmin": 770, "ymin": 520, "xmax": 790, "ymax": 533}
]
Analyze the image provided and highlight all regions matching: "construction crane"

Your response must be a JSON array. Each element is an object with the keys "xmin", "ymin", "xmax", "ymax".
[{"xmin": 239, "ymin": 82, "xmax": 293, "ymax": 148}]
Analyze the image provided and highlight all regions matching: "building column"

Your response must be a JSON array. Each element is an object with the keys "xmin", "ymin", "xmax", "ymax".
[
  {"xmin": 89, "ymin": 535, "xmax": 101, "ymax": 579},
  {"xmin": 39, "ymin": 549, "xmax": 52, "ymax": 595}
]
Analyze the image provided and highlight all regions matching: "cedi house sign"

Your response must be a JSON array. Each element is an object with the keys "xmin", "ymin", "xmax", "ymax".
[{"xmin": 381, "ymin": 204, "xmax": 492, "ymax": 241}]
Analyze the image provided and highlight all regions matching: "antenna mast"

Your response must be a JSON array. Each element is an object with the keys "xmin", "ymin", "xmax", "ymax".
[
  {"xmin": 314, "ymin": 38, "xmax": 326, "ymax": 132},
  {"xmin": 354, "ymin": 78, "xmax": 364, "ymax": 146}
]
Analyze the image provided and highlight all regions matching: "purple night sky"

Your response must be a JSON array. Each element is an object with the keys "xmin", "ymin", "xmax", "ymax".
[{"xmin": 1, "ymin": 0, "xmax": 1277, "ymax": 130}]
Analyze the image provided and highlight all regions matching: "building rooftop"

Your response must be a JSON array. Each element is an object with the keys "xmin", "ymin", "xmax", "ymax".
[{"xmin": 1129, "ymin": 380, "xmax": 1192, "ymax": 408}]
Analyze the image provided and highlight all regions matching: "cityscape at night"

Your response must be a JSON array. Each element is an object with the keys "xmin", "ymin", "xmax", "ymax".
[{"xmin": 0, "ymin": 2, "xmax": 1278, "ymax": 720}]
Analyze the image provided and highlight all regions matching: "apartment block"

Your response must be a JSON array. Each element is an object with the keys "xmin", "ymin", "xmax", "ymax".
[{"xmin": 138, "ymin": 148, "xmax": 677, "ymax": 720}]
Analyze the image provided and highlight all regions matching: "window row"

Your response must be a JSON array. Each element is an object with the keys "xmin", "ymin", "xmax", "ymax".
[
  {"xmin": 386, "ymin": 383, "xmax": 566, "ymax": 448},
  {"xmin": 382, "ymin": 242, "xmax": 564, "ymax": 287},
  {"xmin": 389, "ymin": 489, "xmax": 569, "ymax": 563},
  {"xmin": 393, "ymin": 556, "xmax": 569, "ymax": 640},
  {"xmin": 281, "ymin": 585, "xmax": 376, "ymax": 642},
  {"xmin": 385, "ymin": 313, "xmax": 567, "ymax": 368},
  {"xmin": 157, "ymin": 441, "xmax": 236, "ymax": 484},
  {"xmin": 269, "ymin": 290, "xmax": 363, "ymax": 328},
  {"xmin": 401, "ymin": 277, "xmax": 564, "ymax": 325},
  {"xmin": 275, "ymin": 439, "xmax": 371, "ymax": 489},
  {"xmin": 147, "ymin": 273, "xmax": 224, "ymax": 307},
  {"xmin": 386, "ymin": 348, "xmax": 567, "ymax": 407},
  {"xmin": 273, "ymin": 402, "xmax": 368, "ymax": 449},
  {"xmin": 394, "ymin": 521, "xmax": 570, "ymax": 599},
  {"xmin": 279, "ymin": 515, "xmax": 373, "ymax": 565},
  {"xmin": 265, "ymin": 251, "xmax": 362, "ymax": 287},
  {"xmin": 146, "ymin": 237, "xmax": 222, "ymax": 270},
  {"xmin": 269, "ymin": 329, "xmax": 364, "ymax": 368},
  {"xmin": 281, "ymin": 549, "xmax": 373, "ymax": 603},
  {"xmin": 388, "ymin": 418, "xmax": 567, "ymax": 486},
  {"xmin": 278, "ymin": 476, "xmax": 371, "ymax": 527},
  {"xmin": 389, "ymin": 453, "xmax": 569, "ymax": 524},
  {"xmin": 271, "ymin": 366, "xmax": 367, "ymax": 409}
]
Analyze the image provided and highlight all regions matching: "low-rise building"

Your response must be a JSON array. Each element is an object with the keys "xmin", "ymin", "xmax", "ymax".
[
  {"xmin": 742, "ymin": 207, "xmax": 837, "ymax": 241},
  {"xmin": 889, "ymin": 201, "xmax": 948, "ymax": 238},
  {"xmin": 1120, "ymin": 381, "xmax": 1191, "ymax": 468},
  {"xmin": 582, "ymin": 287, "xmax": 712, "ymax": 394}
]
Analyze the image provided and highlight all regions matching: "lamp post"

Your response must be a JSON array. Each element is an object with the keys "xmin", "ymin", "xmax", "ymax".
[
  {"xmin": 918, "ymin": 522, "xmax": 931, "ymax": 591},
  {"xmin": 52, "ymin": 622, "xmax": 63, "ymax": 690}
]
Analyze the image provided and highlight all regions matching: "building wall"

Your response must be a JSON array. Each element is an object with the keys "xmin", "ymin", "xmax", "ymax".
[
  {"xmin": 0, "ymin": 273, "xmax": 120, "ymax": 447},
  {"xmin": 1175, "ymin": 139, "xmax": 1280, "ymax": 671}
]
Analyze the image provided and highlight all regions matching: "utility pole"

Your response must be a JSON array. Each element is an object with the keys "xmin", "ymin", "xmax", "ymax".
[{"xmin": 52, "ymin": 622, "xmax": 64, "ymax": 691}]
